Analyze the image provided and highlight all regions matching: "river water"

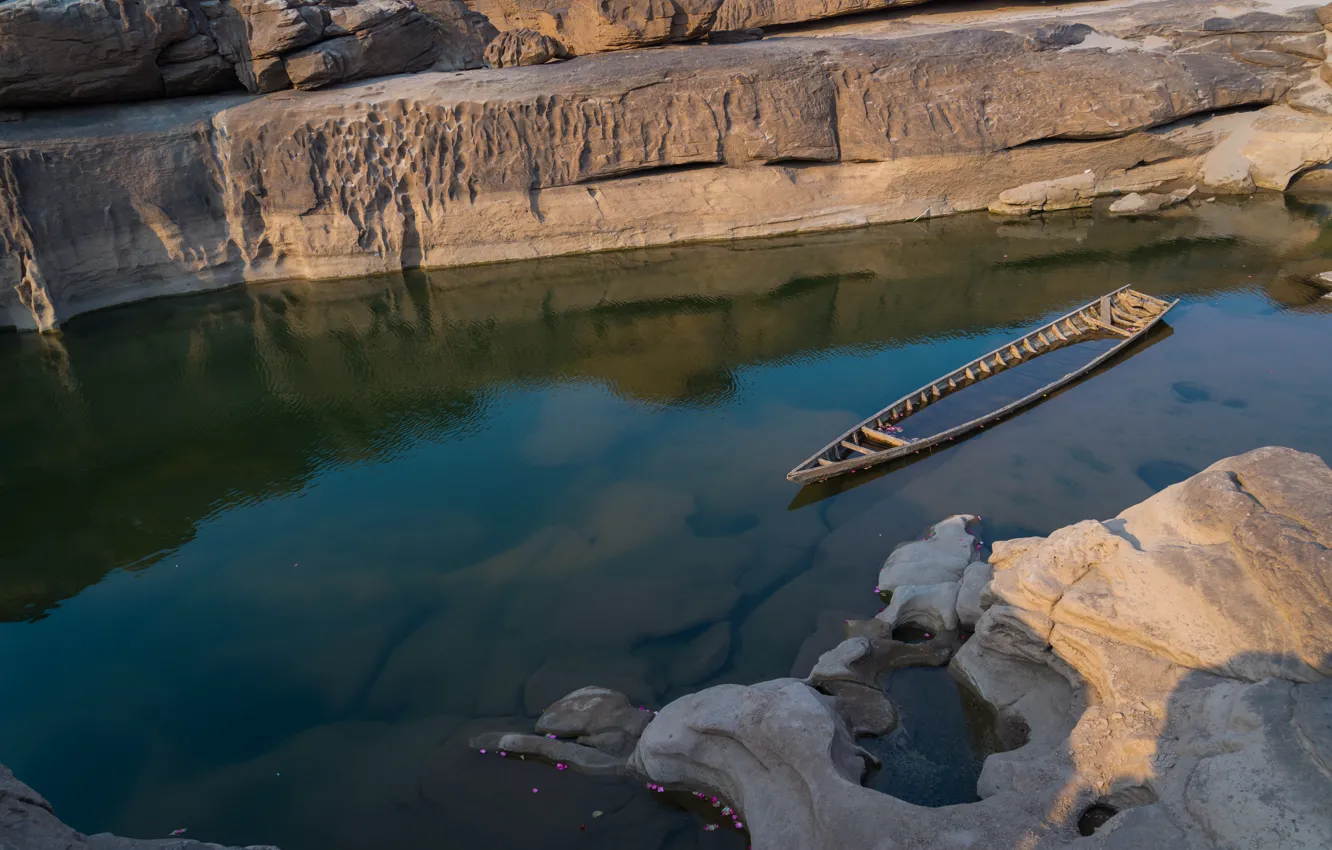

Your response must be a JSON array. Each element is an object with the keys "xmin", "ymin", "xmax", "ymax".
[{"xmin": 1, "ymin": 196, "xmax": 1330, "ymax": 850}]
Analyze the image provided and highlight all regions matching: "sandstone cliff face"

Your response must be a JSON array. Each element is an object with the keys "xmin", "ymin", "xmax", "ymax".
[
  {"xmin": 620, "ymin": 447, "xmax": 1332, "ymax": 848},
  {"xmin": 5, "ymin": 0, "xmax": 1328, "ymax": 332}
]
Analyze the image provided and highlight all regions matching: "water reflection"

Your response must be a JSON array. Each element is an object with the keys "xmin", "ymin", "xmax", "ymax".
[{"xmin": 1, "ymin": 195, "xmax": 1331, "ymax": 850}]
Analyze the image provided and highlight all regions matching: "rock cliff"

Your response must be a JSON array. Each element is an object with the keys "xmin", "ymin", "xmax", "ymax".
[
  {"xmin": 502, "ymin": 447, "xmax": 1332, "ymax": 849},
  {"xmin": 0, "ymin": 0, "xmax": 489, "ymax": 106},
  {"xmin": 7, "ymin": 0, "xmax": 1332, "ymax": 332}
]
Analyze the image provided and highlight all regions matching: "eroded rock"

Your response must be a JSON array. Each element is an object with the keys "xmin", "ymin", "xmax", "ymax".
[
  {"xmin": 469, "ymin": 0, "xmax": 932, "ymax": 55},
  {"xmin": 483, "ymin": 28, "xmax": 569, "ymax": 67},
  {"xmin": 989, "ymin": 172, "xmax": 1098, "ymax": 215},
  {"xmin": 0, "ymin": 0, "xmax": 453, "ymax": 105},
  {"xmin": 1107, "ymin": 186, "xmax": 1196, "ymax": 215},
  {"xmin": 877, "ymin": 515, "xmax": 979, "ymax": 592},
  {"xmin": 470, "ymin": 686, "xmax": 653, "ymax": 776},
  {"xmin": 3, "ymin": 0, "xmax": 1328, "ymax": 331},
  {"xmin": 877, "ymin": 581, "xmax": 959, "ymax": 633},
  {"xmin": 418, "ymin": 0, "xmax": 498, "ymax": 68},
  {"xmin": 626, "ymin": 447, "xmax": 1332, "ymax": 848},
  {"xmin": 955, "ymin": 560, "xmax": 993, "ymax": 630}
]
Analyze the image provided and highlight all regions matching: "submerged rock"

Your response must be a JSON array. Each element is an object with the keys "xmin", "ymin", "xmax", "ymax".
[
  {"xmin": 471, "ymin": 686, "xmax": 654, "ymax": 774},
  {"xmin": 535, "ymin": 685, "xmax": 652, "ymax": 740},
  {"xmin": 0, "ymin": 763, "xmax": 278, "ymax": 850}
]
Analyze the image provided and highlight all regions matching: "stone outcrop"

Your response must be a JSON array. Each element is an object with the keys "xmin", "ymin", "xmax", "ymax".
[
  {"xmin": 276, "ymin": 0, "xmax": 443, "ymax": 91},
  {"xmin": 0, "ymin": 0, "xmax": 472, "ymax": 106},
  {"xmin": 483, "ymin": 27, "xmax": 569, "ymax": 67},
  {"xmin": 418, "ymin": 0, "xmax": 499, "ymax": 68},
  {"xmin": 1108, "ymin": 186, "xmax": 1196, "ymax": 215},
  {"xmin": 469, "ymin": 685, "xmax": 657, "ymax": 774},
  {"xmin": 0, "ymin": 0, "xmax": 203, "ymax": 107},
  {"xmin": 989, "ymin": 173, "xmax": 1099, "ymax": 216},
  {"xmin": 465, "ymin": 0, "xmax": 932, "ymax": 55},
  {"xmin": 8, "ymin": 0, "xmax": 1332, "ymax": 333},
  {"xmin": 531, "ymin": 447, "xmax": 1332, "ymax": 849},
  {"xmin": 1, "ymin": 763, "xmax": 278, "ymax": 850}
]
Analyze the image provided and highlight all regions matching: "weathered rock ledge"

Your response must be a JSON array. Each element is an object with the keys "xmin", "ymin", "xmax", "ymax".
[
  {"xmin": 6, "ymin": 0, "xmax": 1332, "ymax": 332},
  {"xmin": 492, "ymin": 446, "xmax": 1332, "ymax": 849}
]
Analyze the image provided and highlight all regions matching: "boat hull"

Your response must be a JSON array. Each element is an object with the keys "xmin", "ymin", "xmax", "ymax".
[{"xmin": 787, "ymin": 289, "xmax": 1178, "ymax": 485}]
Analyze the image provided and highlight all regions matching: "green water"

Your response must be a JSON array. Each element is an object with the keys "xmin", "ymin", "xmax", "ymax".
[{"xmin": 2, "ymin": 196, "xmax": 1331, "ymax": 850}]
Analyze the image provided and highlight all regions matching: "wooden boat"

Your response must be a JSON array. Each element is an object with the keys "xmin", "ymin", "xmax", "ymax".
[{"xmin": 786, "ymin": 286, "xmax": 1178, "ymax": 485}]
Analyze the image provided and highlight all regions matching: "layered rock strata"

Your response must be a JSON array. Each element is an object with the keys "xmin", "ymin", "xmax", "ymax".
[
  {"xmin": 500, "ymin": 447, "xmax": 1332, "ymax": 849},
  {"xmin": 6, "ymin": 0, "xmax": 1332, "ymax": 332},
  {"xmin": 465, "ymin": 0, "xmax": 932, "ymax": 55},
  {"xmin": 0, "ymin": 0, "xmax": 483, "ymax": 106}
]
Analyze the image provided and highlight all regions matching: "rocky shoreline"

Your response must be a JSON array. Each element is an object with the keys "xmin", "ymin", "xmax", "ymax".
[
  {"xmin": 474, "ymin": 446, "xmax": 1332, "ymax": 849},
  {"xmin": 6, "ymin": 0, "xmax": 1332, "ymax": 331}
]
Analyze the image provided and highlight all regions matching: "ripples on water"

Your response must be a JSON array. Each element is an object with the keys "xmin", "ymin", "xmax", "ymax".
[{"xmin": 2, "ymin": 196, "xmax": 1332, "ymax": 850}]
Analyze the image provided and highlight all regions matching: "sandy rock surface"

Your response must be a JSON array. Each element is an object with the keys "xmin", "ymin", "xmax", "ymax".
[
  {"xmin": 621, "ymin": 447, "xmax": 1332, "ymax": 849},
  {"xmin": 5, "ymin": 0, "xmax": 1332, "ymax": 331}
]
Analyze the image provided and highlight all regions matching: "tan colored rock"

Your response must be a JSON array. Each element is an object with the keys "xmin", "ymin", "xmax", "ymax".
[
  {"xmin": 2, "ymin": 0, "xmax": 1326, "ymax": 330},
  {"xmin": 628, "ymin": 448, "xmax": 1332, "ymax": 848},
  {"xmin": 1242, "ymin": 107, "xmax": 1332, "ymax": 189},
  {"xmin": 483, "ymin": 27, "xmax": 569, "ymax": 67},
  {"xmin": 1287, "ymin": 75, "xmax": 1332, "ymax": 115},
  {"xmin": 1107, "ymin": 186, "xmax": 1195, "ymax": 215},
  {"xmin": 988, "ymin": 172, "xmax": 1097, "ymax": 215},
  {"xmin": 242, "ymin": 0, "xmax": 326, "ymax": 58},
  {"xmin": 0, "ymin": 0, "xmax": 196, "ymax": 107},
  {"xmin": 417, "ymin": 0, "xmax": 499, "ymax": 69},
  {"xmin": 1317, "ymin": 3, "xmax": 1332, "ymax": 30},
  {"xmin": 468, "ymin": 0, "xmax": 933, "ymax": 54},
  {"xmin": 283, "ymin": 6, "xmax": 441, "ymax": 90},
  {"xmin": 0, "ymin": 0, "xmax": 465, "ymax": 105}
]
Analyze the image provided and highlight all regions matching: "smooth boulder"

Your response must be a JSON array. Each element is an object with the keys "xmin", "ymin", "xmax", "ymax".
[{"xmin": 629, "ymin": 447, "xmax": 1332, "ymax": 848}]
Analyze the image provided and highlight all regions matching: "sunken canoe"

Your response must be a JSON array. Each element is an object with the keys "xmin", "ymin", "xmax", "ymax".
[{"xmin": 786, "ymin": 286, "xmax": 1178, "ymax": 485}]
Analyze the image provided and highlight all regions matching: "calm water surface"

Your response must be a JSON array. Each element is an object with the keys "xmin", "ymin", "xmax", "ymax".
[{"xmin": 2, "ymin": 196, "xmax": 1332, "ymax": 850}]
